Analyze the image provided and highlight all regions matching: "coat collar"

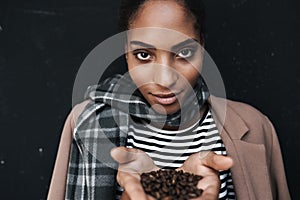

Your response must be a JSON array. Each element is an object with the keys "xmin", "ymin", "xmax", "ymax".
[
  {"xmin": 208, "ymin": 95, "xmax": 273, "ymax": 199},
  {"xmin": 208, "ymin": 95, "xmax": 249, "ymax": 140}
]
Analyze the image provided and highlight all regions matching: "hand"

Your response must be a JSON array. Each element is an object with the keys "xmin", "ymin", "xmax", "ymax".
[
  {"xmin": 178, "ymin": 151, "xmax": 234, "ymax": 200},
  {"xmin": 110, "ymin": 147, "xmax": 160, "ymax": 200}
]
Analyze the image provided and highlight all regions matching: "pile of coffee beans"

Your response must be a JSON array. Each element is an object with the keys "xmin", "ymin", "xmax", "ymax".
[{"xmin": 140, "ymin": 169, "xmax": 203, "ymax": 200}]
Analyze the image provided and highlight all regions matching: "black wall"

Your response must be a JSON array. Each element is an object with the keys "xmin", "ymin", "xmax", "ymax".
[{"xmin": 0, "ymin": 0, "xmax": 299, "ymax": 199}]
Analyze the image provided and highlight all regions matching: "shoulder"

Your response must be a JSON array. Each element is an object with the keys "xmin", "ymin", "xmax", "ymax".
[
  {"xmin": 68, "ymin": 100, "xmax": 91, "ymax": 129},
  {"xmin": 224, "ymin": 98, "xmax": 275, "ymax": 142},
  {"xmin": 210, "ymin": 96, "xmax": 274, "ymax": 140},
  {"xmin": 226, "ymin": 98, "xmax": 274, "ymax": 130},
  {"xmin": 210, "ymin": 95, "xmax": 269, "ymax": 122},
  {"xmin": 226, "ymin": 98, "xmax": 268, "ymax": 122}
]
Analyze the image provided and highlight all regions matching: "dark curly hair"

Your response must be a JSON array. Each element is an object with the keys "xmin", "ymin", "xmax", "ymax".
[{"xmin": 118, "ymin": 0, "xmax": 206, "ymax": 44}]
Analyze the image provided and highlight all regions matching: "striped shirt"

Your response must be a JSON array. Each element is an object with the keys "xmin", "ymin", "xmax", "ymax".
[{"xmin": 118, "ymin": 109, "xmax": 235, "ymax": 199}]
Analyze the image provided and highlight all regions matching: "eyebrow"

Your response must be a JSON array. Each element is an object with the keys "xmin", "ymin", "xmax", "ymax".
[
  {"xmin": 129, "ymin": 38, "xmax": 199, "ymax": 52},
  {"xmin": 170, "ymin": 38, "xmax": 199, "ymax": 52},
  {"xmin": 130, "ymin": 41, "xmax": 156, "ymax": 49}
]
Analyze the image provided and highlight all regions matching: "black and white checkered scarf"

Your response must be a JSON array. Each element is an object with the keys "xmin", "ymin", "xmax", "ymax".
[{"xmin": 65, "ymin": 74, "xmax": 209, "ymax": 200}]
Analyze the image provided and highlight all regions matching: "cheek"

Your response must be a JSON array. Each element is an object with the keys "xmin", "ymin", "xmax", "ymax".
[
  {"xmin": 126, "ymin": 55, "xmax": 140, "ymax": 84},
  {"xmin": 137, "ymin": 85, "xmax": 150, "ymax": 96},
  {"xmin": 185, "ymin": 72, "xmax": 199, "ymax": 89},
  {"xmin": 126, "ymin": 54, "xmax": 135, "ymax": 71},
  {"xmin": 126, "ymin": 55, "xmax": 157, "ymax": 87},
  {"xmin": 176, "ymin": 63, "xmax": 201, "ymax": 88},
  {"xmin": 127, "ymin": 63, "xmax": 152, "ymax": 88}
]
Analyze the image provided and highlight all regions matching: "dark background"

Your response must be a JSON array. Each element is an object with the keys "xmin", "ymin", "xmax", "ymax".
[{"xmin": 0, "ymin": 0, "xmax": 299, "ymax": 199}]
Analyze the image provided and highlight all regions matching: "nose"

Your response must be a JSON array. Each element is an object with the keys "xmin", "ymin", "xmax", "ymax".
[{"xmin": 153, "ymin": 56, "xmax": 179, "ymax": 89}]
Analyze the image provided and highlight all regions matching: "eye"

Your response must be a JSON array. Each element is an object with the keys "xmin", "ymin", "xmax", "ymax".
[
  {"xmin": 177, "ymin": 49, "xmax": 194, "ymax": 59},
  {"xmin": 136, "ymin": 52, "xmax": 151, "ymax": 61}
]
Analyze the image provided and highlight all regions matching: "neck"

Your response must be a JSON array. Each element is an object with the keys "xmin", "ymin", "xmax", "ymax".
[{"xmin": 150, "ymin": 103, "xmax": 208, "ymax": 131}]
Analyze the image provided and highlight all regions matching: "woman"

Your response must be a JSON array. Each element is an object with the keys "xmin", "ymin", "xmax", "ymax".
[{"xmin": 48, "ymin": 0, "xmax": 290, "ymax": 199}]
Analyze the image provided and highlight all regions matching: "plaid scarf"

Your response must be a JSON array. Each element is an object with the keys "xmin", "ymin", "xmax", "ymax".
[{"xmin": 65, "ymin": 74, "xmax": 209, "ymax": 200}]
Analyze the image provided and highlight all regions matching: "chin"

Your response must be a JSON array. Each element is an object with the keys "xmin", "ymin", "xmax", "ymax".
[{"xmin": 151, "ymin": 103, "xmax": 180, "ymax": 115}]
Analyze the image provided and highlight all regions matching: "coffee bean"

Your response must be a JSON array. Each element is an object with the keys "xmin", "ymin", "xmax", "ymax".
[
  {"xmin": 195, "ymin": 189, "xmax": 203, "ymax": 196},
  {"xmin": 140, "ymin": 169, "xmax": 203, "ymax": 200},
  {"xmin": 162, "ymin": 186, "xmax": 168, "ymax": 193}
]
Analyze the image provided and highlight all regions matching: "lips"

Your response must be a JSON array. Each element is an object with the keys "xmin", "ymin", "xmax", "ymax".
[{"xmin": 151, "ymin": 92, "xmax": 178, "ymax": 105}]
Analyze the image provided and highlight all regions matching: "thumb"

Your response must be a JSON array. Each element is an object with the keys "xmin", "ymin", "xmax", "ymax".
[
  {"xmin": 200, "ymin": 151, "xmax": 234, "ymax": 171},
  {"xmin": 110, "ymin": 146, "xmax": 139, "ymax": 164},
  {"xmin": 111, "ymin": 147, "xmax": 160, "ymax": 173}
]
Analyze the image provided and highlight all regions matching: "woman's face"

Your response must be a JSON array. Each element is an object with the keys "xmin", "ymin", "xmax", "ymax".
[{"xmin": 126, "ymin": 0, "xmax": 203, "ymax": 114}]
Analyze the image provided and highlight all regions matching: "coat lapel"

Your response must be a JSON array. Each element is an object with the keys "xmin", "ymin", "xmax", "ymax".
[{"xmin": 208, "ymin": 96, "xmax": 272, "ymax": 200}]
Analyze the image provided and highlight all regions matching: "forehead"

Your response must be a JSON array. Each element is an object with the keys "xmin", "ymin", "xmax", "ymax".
[
  {"xmin": 129, "ymin": 0, "xmax": 198, "ymax": 41},
  {"xmin": 127, "ymin": 28, "xmax": 199, "ymax": 51}
]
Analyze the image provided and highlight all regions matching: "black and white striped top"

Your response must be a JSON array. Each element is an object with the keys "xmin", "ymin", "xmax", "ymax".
[{"xmin": 118, "ymin": 109, "xmax": 235, "ymax": 199}]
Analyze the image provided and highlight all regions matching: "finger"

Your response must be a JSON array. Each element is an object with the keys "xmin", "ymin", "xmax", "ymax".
[
  {"xmin": 119, "ymin": 163, "xmax": 159, "ymax": 174},
  {"xmin": 196, "ymin": 175, "xmax": 220, "ymax": 191},
  {"xmin": 196, "ymin": 174, "xmax": 220, "ymax": 200},
  {"xmin": 147, "ymin": 195, "xmax": 156, "ymax": 200},
  {"xmin": 193, "ymin": 178, "xmax": 220, "ymax": 200},
  {"xmin": 199, "ymin": 185, "xmax": 220, "ymax": 200},
  {"xmin": 118, "ymin": 171, "xmax": 148, "ymax": 200},
  {"xmin": 120, "ymin": 191, "xmax": 130, "ymax": 200},
  {"xmin": 110, "ymin": 147, "xmax": 139, "ymax": 164},
  {"xmin": 190, "ymin": 184, "xmax": 219, "ymax": 200},
  {"xmin": 122, "ymin": 187, "xmax": 157, "ymax": 200},
  {"xmin": 112, "ymin": 147, "xmax": 160, "ymax": 173},
  {"xmin": 181, "ymin": 164, "xmax": 217, "ymax": 177},
  {"xmin": 200, "ymin": 152, "xmax": 234, "ymax": 171}
]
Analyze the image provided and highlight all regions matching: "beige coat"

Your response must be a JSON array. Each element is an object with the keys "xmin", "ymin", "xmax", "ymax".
[{"xmin": 47, "ymin": 96, "xmax": 291, "ymax": 200}]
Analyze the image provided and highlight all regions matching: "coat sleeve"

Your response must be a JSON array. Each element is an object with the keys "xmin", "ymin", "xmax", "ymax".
[
  {"xmin": 47, "ymin": 101, "xmax": 90, "ymax": 200},
  {"xmin": 267, "ymin": 118, "xmax": 291, "ymax": 200}
]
